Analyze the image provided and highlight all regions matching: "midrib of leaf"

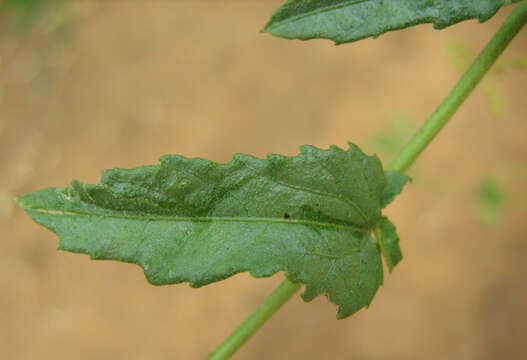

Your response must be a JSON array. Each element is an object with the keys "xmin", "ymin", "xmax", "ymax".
[
  {"xmin": 266, "ymin": 0, "xmax": 367, "ymax": 29},
  {"xmin": 24, "ymin": 207, "xmax": 370, "ymax": 233}
]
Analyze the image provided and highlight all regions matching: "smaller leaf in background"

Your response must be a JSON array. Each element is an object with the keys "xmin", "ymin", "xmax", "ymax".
[
  {"xmin": 374, "ymin": 217, "xmax": 402, "ymax": 273},
  {"xmin": 367, "ymin": 113, "xmax": 414, "ymax": 165},
  {"xmin": 0, "ymin": 0, "xmax": 87, "ymax": 37},
  {"xmin": 1, "ymin": 0, "xmax": 53, "ymax": 29},
  {"xmin": 492, "ymin": 56, "xmax": 527, "ymax": 74},
  {"xmin": 444, "ymin": 36, "xmax": 473, "ymax": 73},
  {"xmin": 263, "ymin": 0, "xmax": 520, "ymax": 45},
  {"xmin": 445, "ymin": 37, "xmax": 526, "ymax": 117},
  {"xmin": 474, "ymin": 175, "xmax": 506, "ymax": 226},
  {"xmin": 482, "ymin": 81, "xmax": 506, "ymax": 117}
]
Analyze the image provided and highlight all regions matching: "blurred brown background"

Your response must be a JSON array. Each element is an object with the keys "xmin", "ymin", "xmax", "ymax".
[{"xmin": 1, "ymin": 1, "xmax": 526, "ymax": 359}]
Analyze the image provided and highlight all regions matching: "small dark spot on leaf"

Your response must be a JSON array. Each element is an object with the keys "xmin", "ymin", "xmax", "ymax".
[{"xmin": 283, "ymin": 212, "xmax": 290, "ymax": 219}]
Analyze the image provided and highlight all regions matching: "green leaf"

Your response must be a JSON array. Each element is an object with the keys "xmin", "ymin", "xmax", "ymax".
[
  {"xmin": 1, "ymin": 0, "xmax": 54, "ymax": 30},
  {"xmin": 374, "ymin": 216, "xmax": 402, "ymax": 272},
  {"xmin": 264, "ymin": 0, "xmax": 520, "ymax": 45},
  {"xmin": 474, "ymin": 175, "xmax": 506, "ymax": 226},
  {"xmin": 381, "ymin": 171, "xmax": 411, "ymax": 208},
  {"xmin": 17, "ymin": 143, "xmax": 396, "ymax": 318}
]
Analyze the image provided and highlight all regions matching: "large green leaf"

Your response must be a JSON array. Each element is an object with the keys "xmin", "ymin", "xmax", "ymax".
[
  {"xmin": 264, "ymin": 0, "xmax": 520, "ymax": 45},
  {"xmin": 17, "ymin": 143, "xmax": 406, "ymax": 318}
]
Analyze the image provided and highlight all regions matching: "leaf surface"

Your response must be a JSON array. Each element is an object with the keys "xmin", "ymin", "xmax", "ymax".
[
  {"xmin": 17, "ymin": 143, "xmax": 403, "ymax": 318},
  {"xmin": 264, "ymin": 0, "xmax": 520, "ymax": 45}
]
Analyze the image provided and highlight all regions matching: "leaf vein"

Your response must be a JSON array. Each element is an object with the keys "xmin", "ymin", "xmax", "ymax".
[{"xmin": 28, "ymin": 208, "xmax": 369, "ymax": 233}]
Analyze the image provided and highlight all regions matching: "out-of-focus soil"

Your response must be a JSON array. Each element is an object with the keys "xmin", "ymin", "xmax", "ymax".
[{"xmin": 1, "ymin": 2, "xmax": 526, "ymax": 359}]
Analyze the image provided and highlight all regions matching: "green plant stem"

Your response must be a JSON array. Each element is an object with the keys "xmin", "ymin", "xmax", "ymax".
[
  {"xmin": 206, "ymin": 279, "xmax": 301, "ymax": 360},
  {"xmin": 207, "ymin": 2, "xmax": 527, "ymax": 359},
  {"xmin": 388, "ymin": 0, "xmax": 527, "ymax": 173}
]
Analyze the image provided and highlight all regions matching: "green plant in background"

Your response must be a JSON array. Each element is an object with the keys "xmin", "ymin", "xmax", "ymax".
[
  {"xmin": 446, "ymin": 35, "xmax": 527, "ymax": 116},
  {"xmin": 475, "ymin": 175, "xmax": 506, "ymax": 226},
  {"xmin": 367, "ymin": 113, "xmax": 414, "ymax": 165},
  {"xmin": 1, "ymin": 0, "xmax": 53, "ymax": 28},
  {"xmin": 15, "ymin": 1, "xmax": 527, "ymax": 359},
  {"xmin": 1, "ymin": 0, "xmax": 80, "ymax": 38}
]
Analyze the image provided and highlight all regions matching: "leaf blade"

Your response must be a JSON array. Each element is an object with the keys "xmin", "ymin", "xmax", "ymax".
[
  {"xmin": 264, "ymin": 0, "xmax": 520, "ymax": 45},
  {"xmin": 18, "ymin": 143, "xmax": 388, "ymax": 318}
]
